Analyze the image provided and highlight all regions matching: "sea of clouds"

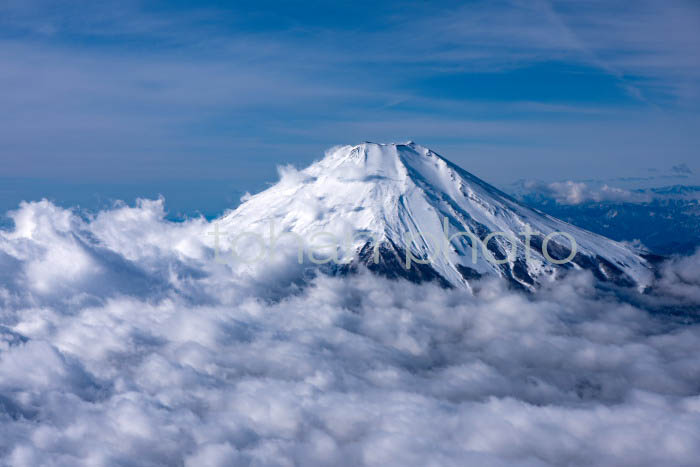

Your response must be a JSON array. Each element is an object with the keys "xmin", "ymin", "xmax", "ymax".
[{"xmin": 1, "ymin": 198, "xmax": 700, "ymax": 466}]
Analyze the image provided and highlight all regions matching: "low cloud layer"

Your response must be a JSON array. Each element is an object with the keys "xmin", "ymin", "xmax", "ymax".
[
  {"xmin": 514, "ymin": 178, "xmax": 700, "ymax": 205},
  {"xmin": 516, "ymin": 180, "xmax": 651, "ymax": 205},
  {"xmin": 1, "ymin": 199, "xmax": 700, "ymax": 466}
]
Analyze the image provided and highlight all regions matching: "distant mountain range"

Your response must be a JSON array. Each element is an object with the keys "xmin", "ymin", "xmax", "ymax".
[{"xmin": 510, "ymin": 182, "xmax": 700, "ymax": 256}]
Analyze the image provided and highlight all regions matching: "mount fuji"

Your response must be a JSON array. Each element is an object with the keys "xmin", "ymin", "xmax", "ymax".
[{"xmin": 218, "ymin": 142, "xmax": 653, "ymax": 290}]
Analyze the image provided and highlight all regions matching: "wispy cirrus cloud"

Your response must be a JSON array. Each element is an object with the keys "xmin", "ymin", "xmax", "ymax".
[{"xmin": 0, "ymin": 0, "xmax": 698, "ymax": 192}]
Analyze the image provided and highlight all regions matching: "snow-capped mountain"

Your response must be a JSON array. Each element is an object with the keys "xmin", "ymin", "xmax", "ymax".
[{"xmin": 218, "ymin": 142, "xmax": 653, "ymax": 290}]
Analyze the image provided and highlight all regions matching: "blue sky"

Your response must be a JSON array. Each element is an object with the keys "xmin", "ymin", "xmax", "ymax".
[{"xmin": 1, "ymin": 0, "xmax": 699, "ymax": 215}]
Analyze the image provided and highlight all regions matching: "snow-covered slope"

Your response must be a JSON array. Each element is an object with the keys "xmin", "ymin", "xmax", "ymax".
[{"xmin": 219, "ymin": 142, "xmax": 653, "ymax": 289}]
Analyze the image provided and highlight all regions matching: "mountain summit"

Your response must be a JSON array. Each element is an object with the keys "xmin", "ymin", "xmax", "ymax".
[{"xmin": 219, "ymin": 142, "xmax": 652, "ymax": 290}]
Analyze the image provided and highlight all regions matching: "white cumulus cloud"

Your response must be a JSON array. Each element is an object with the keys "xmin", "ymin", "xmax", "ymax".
[{"xmin": 0, "ymin": 199, "xmax": 699, "ymax": 466}]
